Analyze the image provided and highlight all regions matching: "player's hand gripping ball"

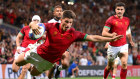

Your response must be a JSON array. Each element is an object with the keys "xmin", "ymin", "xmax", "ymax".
[{"xmin": 29, "ymin": 23, "xmax": 45, "ymax": 40}]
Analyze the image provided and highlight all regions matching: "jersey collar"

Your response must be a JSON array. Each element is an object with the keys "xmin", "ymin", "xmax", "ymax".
[{"xmin": 114, "ymin": 15, "xmax": 123, "ymax": 19}]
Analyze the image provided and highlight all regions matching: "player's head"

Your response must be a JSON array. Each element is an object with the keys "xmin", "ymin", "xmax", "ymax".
[
  {"xmin": 115, "ymin": 2, "xmax": 125, "ymax": 18},
  {"xmin": 32, "ymin": 15, "xmax": 41, "ymax": 24},
  {"xmin": 53, "ymin": 5, "xmax": 63, "ymax": 20},
  {"xmin": 61, "ymin": 10, "xmax": 76, "ymax": 31}
]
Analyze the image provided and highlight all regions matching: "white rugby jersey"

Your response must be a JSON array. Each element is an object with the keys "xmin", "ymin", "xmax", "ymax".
[{"xmin": 48, "ymin": 18, "xmax": 61, "ymax": 23}]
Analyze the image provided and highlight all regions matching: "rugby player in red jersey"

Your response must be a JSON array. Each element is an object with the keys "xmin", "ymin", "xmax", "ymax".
[
  {"xmin": 102, "ymin": 2, "xmax": 135, "ymax": 79},
  {"xmin": 12, "ymin": 15, "xmax": 41, "ymax": 79},
  {"xmin": 15, "ymin": 10, "xmax": 123, "ymax": 76}
]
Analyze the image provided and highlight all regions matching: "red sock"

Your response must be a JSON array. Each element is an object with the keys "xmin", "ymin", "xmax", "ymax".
[
  {"xmin": 112, "ymin": 74, "xmax": 115, "ymax": 79},
  {"xmin": 110, "ymin": 70, "xmax": 113, "ymax": 77},
  {"xmin": 103, "ymin": 67, "xmax": 110, "ymax": 79},
  {"xmin": 120, "ymin": 69, "xmax": 127, "ymax": 79}
]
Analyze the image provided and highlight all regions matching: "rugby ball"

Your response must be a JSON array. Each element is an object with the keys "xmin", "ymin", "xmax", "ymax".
[{"xmin": 29, "ymin": 23, "xmax": 45, "ymax": 40}]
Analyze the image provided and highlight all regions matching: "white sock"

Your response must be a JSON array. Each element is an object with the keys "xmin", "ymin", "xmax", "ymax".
[
  {"xmin": 112, "ymin": 74, "xmax": 116, "ymax": 79},
  {"xmin": 45, "ymin": 76, "xmax": 53, "ymax": 79},
  {"xmin": 27, "ymin": 71, "xmax": 31, "ymax": 79},
  {"xmin": 45, "ymin": 76, "xmax": 49, "ymax": 79},
  {"xmin": 58, "ymin": 65, "xmax": 63, "ymax": 71},
  {"xmin": 34, "ymin": 76, "xmax": 40, "ymax": 79}
]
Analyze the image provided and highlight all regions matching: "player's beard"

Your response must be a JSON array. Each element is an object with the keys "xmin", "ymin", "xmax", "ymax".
[
  {"xmin": 62, "ymin": 24, "xmax": 69, "ymax": 31},
  {"xmin": 117, "ymin": 13, "xmax": 123, "ymax": 18},
  {"xmin": 55, "ymin": 16, "xmax": 61, "ymax": 20}
]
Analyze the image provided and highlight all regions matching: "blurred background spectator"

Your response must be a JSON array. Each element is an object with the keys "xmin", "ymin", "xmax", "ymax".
[{"xmin": 68, "ymin": 59, "xmax": 79, "ymax": 78}]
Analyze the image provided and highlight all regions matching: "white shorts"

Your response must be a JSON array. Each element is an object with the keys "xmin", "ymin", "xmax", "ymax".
[
  {"xmin": 24, "ymin": 43, "xmax": 54, "ymax": 73},
  {"xmin": 14, "ymin": 47, "xmax": 26, "ymax": 60},
  {"xmin": 107, "ymin": 44, "xmax": 128, "ymax": 62}
]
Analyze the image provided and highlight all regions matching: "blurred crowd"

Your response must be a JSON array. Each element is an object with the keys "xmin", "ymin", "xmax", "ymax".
[{"xmin": 0, "ymin": 0, "xmax": 140, "ymax": 66}]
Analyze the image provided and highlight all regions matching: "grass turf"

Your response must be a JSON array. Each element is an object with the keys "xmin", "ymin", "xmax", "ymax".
[{"xmin": 57, "ymin": 77, "xmax": 140, "ymax": 79}]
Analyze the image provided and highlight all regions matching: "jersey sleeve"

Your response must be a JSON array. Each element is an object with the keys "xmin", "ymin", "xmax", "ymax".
[
  {"xmin": 19, "ymin": 27, "xmax": 25, "ymax": 36},
  {"xmin": 75, "ymin": 31, "xmax": 87, "ymax": 41},
  {"xmin": 43, "ymin": 23, "xmax": 50, "ymax": 31},
  {"xmin": 43, "ymin": 23, "xmax": 55, "ymax": 31},
  {"xmin": 127, "ymin": 18, "xmax": 130, "ymax": 26},
  {"xmin": 104, "ymin": 17, "xmax": 112, "ymax": 30}
]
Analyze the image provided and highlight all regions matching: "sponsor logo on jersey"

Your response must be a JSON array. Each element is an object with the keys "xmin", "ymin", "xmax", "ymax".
[
  {"xmin": 115, "ymin": 21, "xmax": 118, "ymax": 26},
  {"xmin": 125, "ymin": 22, "xmax": 128, "ymax": 25},
  {"xmin": 61, "ymin": 34, "xmax": 63, "ymax": 37},
  {"xmin": 53, "ymin": 31, "xmax": 57, "ymax": 36}
]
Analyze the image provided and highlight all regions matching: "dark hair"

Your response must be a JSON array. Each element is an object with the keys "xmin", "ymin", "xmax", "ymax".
[
  {"xmin": 115, "ymin": 2, "xmax": 125, "ymax": 9},
  {"xmin": 54, "ymin": 5, "xmax": 63, "ymax": 11},
  {"xmin": 62, "ymin": 10, "xmax": 76, "ymax": 19}
]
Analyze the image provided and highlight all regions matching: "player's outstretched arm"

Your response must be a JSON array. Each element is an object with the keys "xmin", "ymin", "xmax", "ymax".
[{"xmin": 85, "ymin": 35, "xmax": 123, "ymax": 42}]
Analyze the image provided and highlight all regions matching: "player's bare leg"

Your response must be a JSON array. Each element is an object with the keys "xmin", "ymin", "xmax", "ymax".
[
  {"xmin": 119, "ymin": 52, "xmax": 128, "ymax": 79},
  {"xmin": 44, "ymin": 70, "xmax": 49, "ymax": 79},
  {"xmin": 48, "ymin": 51, "xmax": 70, "ymax": 79},
  {"xmin": 18, "ymin": 63, "xmax": 31, "ymax": 79},
  {"xmin": 15, "ymin": 52, "xmax": 28, "ymax": 66},
  {"xmin": 61, "ymin": 51, "xmax": 70, "ymax": 69},
  {"xmin": 12, "ymin": 60, "xmax": 20, "ymax": 72},
  {"xmin": 48, "ymin": 66, "xmax": 56, "ymax": 79},
  {"xmin": 111, "ymin": 58, "xmax": 119, "ymax": 79},
  {"xmin": 55, "ymin": 51, "xmax": 70, "ymax": 78}
]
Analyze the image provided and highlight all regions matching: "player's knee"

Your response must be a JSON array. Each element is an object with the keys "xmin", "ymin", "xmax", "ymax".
[
  {"xmin": 12, "ymin": 61, "xmax": 20, "ymax": 72},
  {"xmin": 62, "ymin": 63, "xmax": 69, "ymax": 69},
  {"xmin": 16, "ymin": 60, "xmax": 27, "ymax": 66},
  {"xmin": 76, "ymin": 68, "xmax": 79, "ymax": 71},
  {"xmin": 30, "ymin": 66, "xmax": 41, "ymax": 76},
  {"xmin": 122, "ymin": 62, "xmax": 127, "ymax": 68},
  {"xmin": 62, "ymin": 64, "xmax": 68, "ymax": 69},
  {"xmin": 107, "ymin": 65, "xmax": 112, "ymax": 70},
  {"xmin": 12, "ymin": 68, "xmax": 18, "ymax": 72}
]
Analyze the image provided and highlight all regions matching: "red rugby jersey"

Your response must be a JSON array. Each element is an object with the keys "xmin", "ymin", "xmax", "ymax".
[
  {"xmin": 20, "ymin": 26, "xmax": 41, "ymax": 47},
  {"xmin": 104, "ymin": 15, "xmax": 130, "ymax": 46},
  {"xmin": 37, "ymin": 23, "xmax": 86, "ymax": 63}
]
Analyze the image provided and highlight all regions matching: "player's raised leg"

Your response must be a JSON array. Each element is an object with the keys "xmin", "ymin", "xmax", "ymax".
[
  {"xmin": 15, "ymin": 52, "xmax": 28, "ymax": 66},
  {"xmin": 12, "ymin": 59, "xmax": 20, "ymax": 72},
  {"xmin": 112, "ymin": 57, "xmax": 120, "ymax": 79}
]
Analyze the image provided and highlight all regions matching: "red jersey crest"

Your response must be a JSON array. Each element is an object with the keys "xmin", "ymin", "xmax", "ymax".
[{"xmin": 53, "ymin": 31, "xmax": 57, "ymax": 36}]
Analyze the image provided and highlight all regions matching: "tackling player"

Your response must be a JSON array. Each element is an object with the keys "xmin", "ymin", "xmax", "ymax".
[{"xmin": 12, "ymin": 15, "xmax": 41, "ymax": 79}]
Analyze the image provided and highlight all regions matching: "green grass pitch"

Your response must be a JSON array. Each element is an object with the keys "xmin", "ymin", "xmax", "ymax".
[{"xmin": 57, "ymin": 77, "xmax": 140, "ymax": 79}]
